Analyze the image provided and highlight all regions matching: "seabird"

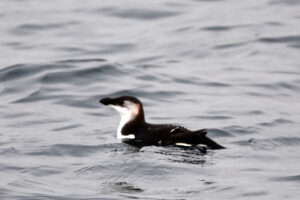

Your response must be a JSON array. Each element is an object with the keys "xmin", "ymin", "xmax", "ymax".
[{"xmin": 100, "ymin": 96, "xmax": 225, "ymax": 151}]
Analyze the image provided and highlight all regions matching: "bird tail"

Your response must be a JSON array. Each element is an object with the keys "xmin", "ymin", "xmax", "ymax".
[
  {"xmin": 193, "ymin": 129, "xmax": 225, "ymax": 149},
  {"xmin": 193, "ymin": 129, "xmax": 207, "ymax": 135}
]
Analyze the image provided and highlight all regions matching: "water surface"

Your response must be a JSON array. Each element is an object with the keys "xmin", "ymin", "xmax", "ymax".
[{"xmin": 0, "ymin": 0, "xmax": 300, "ymax": 199}]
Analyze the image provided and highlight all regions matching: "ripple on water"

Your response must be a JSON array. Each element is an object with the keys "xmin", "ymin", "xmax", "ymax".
[
  {"xmin": 1, "ymin": 60, "xmax": 126, "ymax": 106},
  {"xmin": 103, "ymin": 182, "xmax": 143, "ymax": 194},
  {"xmin": 0, "ymin": 64, "xmax": 43, "ymax": 82},
  {"xmin": 214, "ymin": 42, "xmax": 247, "ymax": 50},
  {"xmin": 0, "ymin": 147, "xmax": 19, "ymax": 156},
  {"xmin": 194, "ymin": 115, "xmax": 233, "ymax": 121},
  {"xmin": 194, "ymin": 0, "xmax": 224, "ymax": 2},
  {"xmin": 26, "ymin": 143, "xmax": 120, "ymax": 157},
  {"xmin": 233, "ymin": 135, "xmax": 300, "ymax": 151},
  {"xmin": 272, "ymin": 136, "xmax": 300, "ymax": 146},
  {"xmin": 172, "ymin": 76, "xmax": 200, "ymax": 85},
  {"xmin": 54, "ymin": 95, "xmax": 103, "ymax": 109},
  {"xmin": 11, "ymin": 21, "xmax": 78, "ymax": 35},
  {"xmin": 258, "ymin": 35, "xmax": 300, "ymax": 49},
  {"xmin": 272, "ymin": 175, "xmax": 300, "ymax": 182},
  {"xmin": 136, "ymin": 74, "xmax": 159, "ymax": 81},
  {"xmin": 257, "ymin": 118, "xmax": 294, "ymax": 127},
  {"xmin": 201, "ymin": 24, "xmax": 250, "ymax": 32},
  {"xmin": 56, "ymin": 58, "xmax": 106, "ymax": 64},
  {"xmin": 202, "ymin": 25, "xmax": 234, "ymax": 31},
  {"xmin": 239, "ymin": 191, "xmax": 269, "ymax": 197},
  {"xmin": 224, "ymin": 125, "xmax": 259, "ymax": 135},
  {"xmin": 9, "ymin": 196, "xmax": 113, "ymax": 200},
  {"xmin": 142, "ymin": 146, "xmax": 213, "ymax": 165},
  {"xmin": 0, "ymin": 59, "xmax": 114, "ymax": 85},
  {"xmin": 12, "ymin": 89, "xmax": 46, "ymax": 104},
  {"xmin": 269, "ymin": 0, "xmax": 300, "ymax": 5},
  {"xmin": 250, "ymin": 82, "xmax": 300, "ymax": 92},
  {"xmin": 51, "ymin": 124, "xmax": 83, "ymax": 132},
  {"xmin": 40, "ymin": 64, "xmax": 124, "ymax": 85},
  {"xmin": 2, "ymin": 112, "xmax": 31, "ymax": 119},
  {"xmin": 207, "ymin": 129, "xmax": 233, "ymax": 138},
  {"xmin": 0, "ymin": 63, "xmax": 75, "ymax": 84},
  {"xmin": 21, "ymin": 166, "xmax": 63, "ymax": 177},
  {"xmin": 74, "ymin": 164, "xmax": 106, "ymax": 175},
  {"xmin": 98, "ymin": 7, "xmax": 180, "ymax": 20}
]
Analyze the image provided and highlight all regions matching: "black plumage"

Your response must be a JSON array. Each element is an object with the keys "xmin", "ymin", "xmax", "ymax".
[{"xmin": 100, "ymin": 96, "xmax": 225, "ymax": 150}]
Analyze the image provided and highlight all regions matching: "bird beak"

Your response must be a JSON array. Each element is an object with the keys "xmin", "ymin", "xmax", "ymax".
[{"xmin": 99, "ymin": 98, "xmax": 112, "ymax": 105}]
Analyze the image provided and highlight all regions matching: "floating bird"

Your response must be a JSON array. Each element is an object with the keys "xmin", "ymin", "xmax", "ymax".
[{"xmin": 100, "ymin": 96, "xmax": 225, "ymax": 152}]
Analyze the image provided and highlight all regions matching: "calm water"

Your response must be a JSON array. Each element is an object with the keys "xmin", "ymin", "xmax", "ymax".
[{"xmin": 1, "ymin": 0, "xmax": 300, "ymax": 199}]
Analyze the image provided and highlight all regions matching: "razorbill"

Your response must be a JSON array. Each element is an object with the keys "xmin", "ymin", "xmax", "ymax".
[{"xmin": 100, "ymin": 96, "xmax": 225, "ymax": 150}]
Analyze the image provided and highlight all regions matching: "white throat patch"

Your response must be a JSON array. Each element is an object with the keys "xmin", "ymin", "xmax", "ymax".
[{"xmin": 109, "ymin": 100, "xmax": 139, "ymax": 140}]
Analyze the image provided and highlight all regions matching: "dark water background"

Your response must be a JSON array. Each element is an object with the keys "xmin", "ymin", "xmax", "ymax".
[{"xmin": 1, "ymin": 0, "xmax": 300, "ymax": 199}]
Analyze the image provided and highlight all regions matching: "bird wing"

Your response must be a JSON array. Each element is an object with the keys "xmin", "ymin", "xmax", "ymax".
[
  {"xmin": 161, "ymin": 129, "xmax": 207, "ymax": 145},
  {"xmin": 167, "ymin": 129, "xmax": 225, "ymax": 149}
]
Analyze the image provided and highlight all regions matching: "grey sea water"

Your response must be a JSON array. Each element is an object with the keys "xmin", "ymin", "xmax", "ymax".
[{"xmin": 0, "ymin": 0, "xmax": 300, "ymax": 199}]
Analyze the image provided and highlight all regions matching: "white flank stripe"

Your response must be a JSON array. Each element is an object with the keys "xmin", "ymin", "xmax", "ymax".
[
  {"xmin": 120, "ymin": 134, "xmax": 135, "ymax": 140},
  {"xmin": 175, "ymin": 143, "xmax": 192, "ymax": 147}
]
